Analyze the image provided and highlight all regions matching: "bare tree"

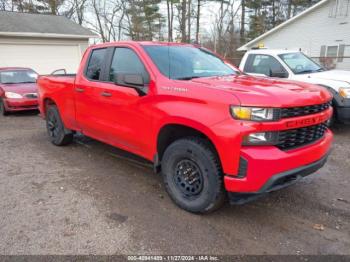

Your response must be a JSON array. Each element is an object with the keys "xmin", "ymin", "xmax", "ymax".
[
  {"xmin": 0, "ymin": 0, "xmax": 7, "ymax": 10},
  {"xmin": 89, "ymin": 0, "xmax": 123, "ymax": 42},
  {"xmin": 64, "ymin": 0, "xmax": 88, "ymax": 25}
]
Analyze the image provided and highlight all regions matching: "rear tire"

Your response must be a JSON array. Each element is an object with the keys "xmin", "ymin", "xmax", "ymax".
[
  {"xmin": 161, "ymin": 137, "xmax": 226, "ymax": 214},
  {"xmin": 0, "ymin": 98, "xmax": 8, "ymax": 116},
  {"xmin": 46, "ymin": 105, "xmax": 73, "ymax": 146}
]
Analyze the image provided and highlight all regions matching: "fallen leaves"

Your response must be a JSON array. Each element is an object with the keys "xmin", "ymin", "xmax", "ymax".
[{"xmin": 313, "ymin": 224, "xmax": 325, "ymax": 231}]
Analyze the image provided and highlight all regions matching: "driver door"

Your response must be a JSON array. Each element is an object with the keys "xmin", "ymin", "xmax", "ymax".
[{"xmin": 91, "ymin": 46, "xmax": 152, "ymax": 155}]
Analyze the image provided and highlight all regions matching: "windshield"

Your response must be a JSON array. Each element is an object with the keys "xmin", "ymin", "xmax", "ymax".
[
  {"xmin": 279, "ymin": 52, "xmax": 325, "ymax": 74},
  {"xmin": 143, "ymin": 45, "xmax": 238, "ymax": 80},
  {"xmin": 0, "ymin": 70, "xmax": 38, "ymax": 84}
]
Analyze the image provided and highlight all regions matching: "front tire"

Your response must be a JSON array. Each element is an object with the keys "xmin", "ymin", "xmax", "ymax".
[
  {"xmin": 46, "ymin": 105, "xmax": 73, "ymax": 146},
  {"xmin": 0, "ymin": 98, "xmax": 8, "ymax": 116},
  {"xmin": 161, "ymin": 137, "xmax": 226, "ymax": 214}
]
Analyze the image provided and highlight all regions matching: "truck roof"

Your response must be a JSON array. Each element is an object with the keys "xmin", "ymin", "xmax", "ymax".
[
  {"xmin": 90, "ymin": 41, "xmax": 195, "ymax": 49},
  {"xmin": 245, "ymin": 49, "xmax": 301, "ymax": 55}
]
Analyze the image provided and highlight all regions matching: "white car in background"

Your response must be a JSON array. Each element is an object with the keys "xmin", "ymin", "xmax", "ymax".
[{"xmin": 239, "ymin": 49, "xmax": 350, "ymax": 124}]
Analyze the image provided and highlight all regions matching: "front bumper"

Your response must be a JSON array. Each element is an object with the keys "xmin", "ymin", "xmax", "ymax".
[
  {"xmin": 336, "ymin": 106, "xmax": 350, "ymax": 124},
  {"xmin": 224, "ymin": 129, "xmax": 332, "ymax": 195},
  {"xmin": 4, "ymin": 98, "xmax": 38, "ymax": 112},
  {"xmin": 228, "ymin": 153, "xmax": 329, "ymax": 204}
]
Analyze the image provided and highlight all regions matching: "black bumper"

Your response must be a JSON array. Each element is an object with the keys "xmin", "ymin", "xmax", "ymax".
[
  {"xmin": 336, "ymin": 106, "xmax": 350, "ymax": 124},
  {"xmin": 228, "ymin": 153, "xmax": 329, "ymax": 205}
]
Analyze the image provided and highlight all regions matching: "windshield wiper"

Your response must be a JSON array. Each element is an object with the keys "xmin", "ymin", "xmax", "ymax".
[
  {"xmin": 174, "ymin": 76, "xmax": 202, "ymax": 80},
  {"xmin": 296, "ymin": 69, "xmax": 316, "ymax": 74}
]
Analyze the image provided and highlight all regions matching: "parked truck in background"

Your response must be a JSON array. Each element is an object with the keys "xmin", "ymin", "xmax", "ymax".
[
  {"xmin": 239, "ymin": 49, "xmax": 350, "ymax": 125},
  {"xmin": 37, "ymin": 42, "xmax": 333, "ymax": 213}
]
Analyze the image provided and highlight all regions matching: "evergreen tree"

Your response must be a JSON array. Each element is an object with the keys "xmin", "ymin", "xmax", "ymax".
[
  {"xmin": 12, "ymin": 0, "xmax": 64, "ymax": 14},
  {"xmin": 245, "ymin": 0, "xmax": 321, "ymax": 42},
  {"xmin": 126, "ymin": 0, "xmax": 163, "ymax": 41}
]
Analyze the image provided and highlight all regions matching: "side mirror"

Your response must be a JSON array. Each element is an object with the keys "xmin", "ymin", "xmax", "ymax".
[
  {"xmin": 270, "ymin": 69, "xmax": 288, "ymax": 78},
  {"xmin": 115, "ymin": 73, "xmax": 148, "ymax": 96}
]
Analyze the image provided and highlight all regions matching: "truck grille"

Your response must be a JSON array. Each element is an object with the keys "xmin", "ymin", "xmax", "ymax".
[
  {"xmin": 276, "ymin": 123, "xmax": 328, "ymax": 150},
  {"xmin": 281, "ymin": 102, "xmax": 331, "ymax": 118}
]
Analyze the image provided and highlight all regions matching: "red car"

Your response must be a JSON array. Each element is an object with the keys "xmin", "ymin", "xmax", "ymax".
[
  {"xmin": 0, "ymin": 67, "xmax": 39, "ymax": 115},
  {"xmin": 38, "ymin": 42, "xmax": 332, "ymax": 213}
]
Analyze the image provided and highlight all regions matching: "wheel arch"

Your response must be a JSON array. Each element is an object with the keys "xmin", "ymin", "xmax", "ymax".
[
  {"xmin": 155, "ymin": 122, "xmax": 222, "ymax": 172},
  {"xmin": 43, "ymin": 97, "xmax": 57, "ymax": 116}
]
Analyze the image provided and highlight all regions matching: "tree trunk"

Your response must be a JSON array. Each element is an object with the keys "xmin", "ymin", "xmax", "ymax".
[
  {"xmin": 167, "ymin": 0, "xmax": 173, "ymax": 41},
  {"xmin": 187, "ymin": 0, "xmax": 191, "ymax": 42},
  {"xmin": 272, "ymin": 0, "xmax": 276, "ymax": 27},
  {"xmin": 240, "ymin": 0, "xmax": 245, "ymax": 42},
  {"xmin": 195, "ymin": 0, "xmax": 201, "ymax": 43},
  {"xmin": 287, "ymin": 0, "xmax": 292, "ymax": 19},
  {"xmin": 92, "ymin": 0, "xmax": 106, "ymax": 42},
  {"xmin": 181, "ymin": 0, "xmax": 187, "ymax": 42}
]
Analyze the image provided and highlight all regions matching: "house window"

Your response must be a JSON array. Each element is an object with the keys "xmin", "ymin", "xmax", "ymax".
[
  {"xmin": 344, "ymin": 45, "xmax": 350, "ymax": 56},
  {"xmin": 329, "ymin": 0, "xmax": 350, "ymax": 17},
  {"xmin": 327, "ymin": 46, "xmax": 338, "ymax": 58}
]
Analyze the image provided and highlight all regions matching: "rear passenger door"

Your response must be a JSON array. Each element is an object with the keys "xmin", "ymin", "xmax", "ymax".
[{"xmin": 75, "ymin": 47, "xmax": 109, "ymax": 137}]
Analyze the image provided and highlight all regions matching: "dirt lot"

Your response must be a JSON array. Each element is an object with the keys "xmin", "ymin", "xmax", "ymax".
[{"xmin": 0, "ymin": 111, "xmax": 349, "ymax": 255}]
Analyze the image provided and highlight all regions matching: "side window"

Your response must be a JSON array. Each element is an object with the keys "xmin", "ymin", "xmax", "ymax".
[
  {"xmin": 246, "ymin": 54, "xmax": 287, "ymax": 77},
  {"xmin": 86, "ymin": 48, "xmax": 106, "ymax": 81},
  {"xmin": 109, "ymin": 48, "xmax": 149, "ymax": 83}
]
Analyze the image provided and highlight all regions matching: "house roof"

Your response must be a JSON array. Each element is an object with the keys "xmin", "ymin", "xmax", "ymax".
[
  {"xmin": 0, "ymin": 11, "xmax": 97, "ymax": 39},
  {"xmin": 237, "ymin": 0, "xmax": 330, "ymax": 51}
]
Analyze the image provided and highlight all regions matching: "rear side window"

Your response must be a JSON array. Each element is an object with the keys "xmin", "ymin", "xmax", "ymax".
[
  {"xmin": 86, "ymin": 48, "xmax": 106, "ymax": 80},
  {"xmin": 109, "ymin": 48, "xmax": 149, "ymax": 83},
  {"xmin": 244, "ymin": 54, "xmax": 287, "ymax": 77}
]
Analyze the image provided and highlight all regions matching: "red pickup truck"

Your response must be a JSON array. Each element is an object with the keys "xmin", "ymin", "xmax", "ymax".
[{"xmin": 38, "ymin": 41, "xmax": 333, "ymax": 213}]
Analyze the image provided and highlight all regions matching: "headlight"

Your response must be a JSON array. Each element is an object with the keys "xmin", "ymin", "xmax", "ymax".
[
  {"xmin": 5, "ymin": 92, "xmax": 23, "ymax": 99},
  {"xmin": 230, "ymin": 106, "xmax": 280, "ymax": 121},
  {"xmin": 339, "ymin": 88, "xmax": 350, "ymax": 98},
  {"xmin": 243, "ymin": 132, "xmax": 279, "ymax": 145}
]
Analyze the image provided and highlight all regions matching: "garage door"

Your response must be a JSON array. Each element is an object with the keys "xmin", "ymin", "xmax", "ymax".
[{"xmin": 0, "ymin": 43, "xmax": 81, "ymax": 74}]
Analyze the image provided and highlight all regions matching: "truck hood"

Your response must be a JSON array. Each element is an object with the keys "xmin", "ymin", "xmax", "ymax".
[
  {"xmin": 191, "ymin": 75, "xmax": 331, "ymax": 107},
  {"xmin": 0, "ymin": 83, "xmax": 38, "ymax": 95},
  {"xmin": 294, "ymin": 70, "xmax": 350, "ymax": 91},
  {"xmin": 308, "ymin": 70, "xmax": 350, "ymax": 83}
]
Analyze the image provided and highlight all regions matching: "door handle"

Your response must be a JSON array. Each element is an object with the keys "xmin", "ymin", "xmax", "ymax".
[
  {"xmin": 101, "ymin": 91, "xmax": 112, "ymax": 97},
  {"xmin": 75, "ymin": 87, "xmax": 85, "ymax": 93}
]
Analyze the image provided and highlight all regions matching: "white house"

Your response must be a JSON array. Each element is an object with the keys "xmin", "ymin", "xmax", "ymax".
[
  {"xmin": 0, "ymin": 11, "xmax": 97, "ymax": 74},
  {"xmin": 238, "ymin": 0, "xmax": 350, "ymax": 70}
]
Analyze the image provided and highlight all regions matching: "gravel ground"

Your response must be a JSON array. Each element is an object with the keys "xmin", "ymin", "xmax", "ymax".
[{"xmin": 0, "ymin": 111, "xmax": 349, "ymax": 255}]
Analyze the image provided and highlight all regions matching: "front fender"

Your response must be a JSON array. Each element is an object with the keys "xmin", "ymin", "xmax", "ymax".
[{"xmin": 153, "ymin": 116, "xmax": 242, "ymax": 176}]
